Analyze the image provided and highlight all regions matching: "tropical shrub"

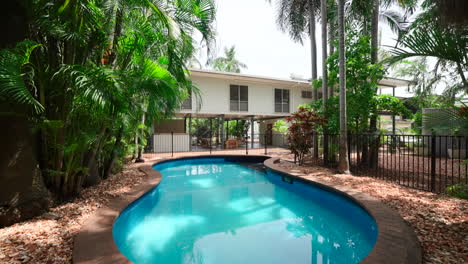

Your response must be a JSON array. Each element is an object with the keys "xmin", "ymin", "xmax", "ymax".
[
  {"xmin": 312, "ymin": 31, "xmax": 410, "ymax": 135},
  {"xmin": 286, "ymin": 106, "xmax": 326, "ymax": 165},
  {"xmin": 446, "ymin": 183, "xmax": 468, "ymax": 200},
  {"xmin": 273, "ymin": 120, "xmax": 288, "ymax": 134},
  {"xmin": 0, "ymin": 0, "xmax": 216, "ymax": 199}
]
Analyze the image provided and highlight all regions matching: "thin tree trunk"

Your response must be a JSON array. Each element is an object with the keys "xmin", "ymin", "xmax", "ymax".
[
  {"xmin": 107, "ymin": 0, "xmax": 119, "ymax": 51},
  {"xmin": 321, "ymin": 0, "xmax": 329, "ymax": 165},
  {"xmin": 136, "ymin": 113, "xmax": 146, "ymax": 162},
  {"xmin": 328, "ymin": 23, "xmax": 335, "ymax": 97},
  {"xmin": 309, "ymin": 0, "xmax": 318, "ymax": 100},
  {"xmin": 309, "ymin": 0, "xmax": 319, "ymax": 159},
  {"xmin": 371, "ymin": 0, "xmax": 379, "ymax": 65},
  {"xmin": 104, "ymin": 127, "xmax": 124, "ymax": 179},
  {"xmin": 338, "ymin": 0, "xmax": 350, "ymax": 174},
  {"xmin": 456, "ymin": 61, "xmax": 468, "ymax": 88},
  {"xmin": 321, "ymin": 0, "xmax": 328, "ymax": 103},
  {"xmin": 368, "ymin": 0, "xmax": 380, "ymax": 167}
]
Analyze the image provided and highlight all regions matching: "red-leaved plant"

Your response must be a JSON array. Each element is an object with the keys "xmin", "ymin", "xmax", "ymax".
[{"xmin": 286, "ymin": 106, "xmax": 327, "ymax": 165}]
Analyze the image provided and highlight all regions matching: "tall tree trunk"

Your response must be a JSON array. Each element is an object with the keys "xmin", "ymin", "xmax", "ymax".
[
  {"xmin": 328, "ymin": 23, "xmax": 335, "ymax": 97},
  {"xmin": 104, "ymin": 127, "xmax": 124, "ymax": 179},
  {"xmin": 338, "ymin": 0, "xmax": 350, "ymax": 174},
  {"xmin": 84, "ymin": 126, "xmax": 107, "ymax": 187},
  {"xmin": 309, "ymin": 0, "xmax": 319, "ymax": 159},
  {"xmin": 371, "ymin": 0, "xmax": 379, "ymax": 65},
  {"xmin": 309, "ymin": 0, "xmax": 318, "ymax": 100},
  {"xmin": 107, "ymin": 0, "xmax": 119, "ymax": 51},
  {"xmin": 321, "ymin": 0, "xmax": 329, "ymax": 164},
  {"xmin": 368, "ymin": 0, "xmax": 380, "ymax": 167},
  {"xmin": 321, "ymin": 0, "xmax": 328, "ymax": 103}
]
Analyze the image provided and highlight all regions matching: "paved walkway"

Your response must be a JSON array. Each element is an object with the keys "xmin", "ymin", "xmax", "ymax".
[{"xmin": 143, "ymin": 147, "xmax": 290, "ymax": 161}]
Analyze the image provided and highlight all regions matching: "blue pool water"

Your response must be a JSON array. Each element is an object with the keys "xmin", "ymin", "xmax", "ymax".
[{"xmin": 113, "ymin": 157, "xmax": 378, "ymax": 264}]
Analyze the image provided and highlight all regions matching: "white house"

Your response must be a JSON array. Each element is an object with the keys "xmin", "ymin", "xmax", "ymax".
[{"xmin": 152, "ymin": 69, "xmax": 411, "ymax": 152}]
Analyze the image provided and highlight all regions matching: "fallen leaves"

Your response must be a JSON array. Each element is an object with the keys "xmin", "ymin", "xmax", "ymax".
[{"xmin": 0, "ymin": 163, "xmax": 146, "ymax": 264}]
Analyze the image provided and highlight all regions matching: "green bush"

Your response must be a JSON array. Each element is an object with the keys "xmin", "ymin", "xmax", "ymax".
[{"xmin": 446, "ymin": 184, "xmax": 468, "ymax": 200}]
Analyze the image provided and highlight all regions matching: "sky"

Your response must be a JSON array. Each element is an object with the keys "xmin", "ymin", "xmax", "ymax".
[{"xmin": 197, "ymin": 0, "xmax": 399, "ymax": 81}]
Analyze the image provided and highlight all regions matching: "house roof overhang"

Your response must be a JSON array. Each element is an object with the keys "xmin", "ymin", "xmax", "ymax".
[
  {"xmin": 378, "ymin": 77, "xmax": 413, "ymax": 87},
  {"xmin": 190, "ymin": 69, "xmax": 413, "ymax": 89},
  {"xmin": 175, "ymin": 112, "xmax": 288, "ymax": 121},
  {"xmin": 189, "ymin": 69, "xmax": 311, "ymax": 88}
]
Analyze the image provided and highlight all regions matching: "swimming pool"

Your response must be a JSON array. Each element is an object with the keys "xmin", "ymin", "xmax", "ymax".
[{"xmin": 113, "ymin": 157, "xmax": 378, "ymax": 264}]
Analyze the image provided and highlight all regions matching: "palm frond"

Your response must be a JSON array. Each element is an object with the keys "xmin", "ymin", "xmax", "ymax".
[
  {"xmin": 379, "ymin": 9, "xmax": 408, "ymax": 34},
  {"xmin": 385, "ymin": 25, "xmax": 467, "ymax": 68},
  {"xmin": 0, "ymin": 42, "xmax": 44, "ymax": 113}
]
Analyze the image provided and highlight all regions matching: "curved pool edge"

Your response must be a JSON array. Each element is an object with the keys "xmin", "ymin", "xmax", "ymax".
[
  {"xmin": 263, "ymin": 157, "xmax": 422, "ymax": 264},
  {"xmin": 73, "ymin": 154, "xmax": 422, "ymax": 264}
]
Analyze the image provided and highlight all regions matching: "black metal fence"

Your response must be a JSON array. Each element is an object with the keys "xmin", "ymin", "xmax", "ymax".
[
  {"xmin": 145, "ymin": 132, "xmax": 289, "ymax": 156},
  {"xmin": 311, "ymin": 133, "xmax": 468, "ymax": 193},
  {"xmin": 144, "ymin": 131, "xmax": 467, "ymax": 194}
]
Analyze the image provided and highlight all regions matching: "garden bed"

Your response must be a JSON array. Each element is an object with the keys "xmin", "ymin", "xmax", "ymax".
[
  {"xmin": 0, "ymin": 163, "xmax": 147, "ymax": 264},
  {"xmin": 276, "ymin": 156, "xmax": 467, "ymax": 264}
]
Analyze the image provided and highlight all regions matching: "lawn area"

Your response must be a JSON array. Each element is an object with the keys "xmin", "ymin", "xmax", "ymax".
[{"xmin": 0, "ymin": 152, "xmax": 466, "ymax": 264}]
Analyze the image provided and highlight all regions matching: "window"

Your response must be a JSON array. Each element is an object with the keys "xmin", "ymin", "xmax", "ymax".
[
  {"xmin": 181, "ymin": 94, "xmax": 192, "ymax": 110},
  {"xmin": 301, "ymin": 90, "xmax": 312, "ymax": 99},
  {"xmin": 230, "ymin": 85, "xmax": 248, "ymax": 111},
  {"xmin": 275, "ymin": 89, "xmax": 290, "ymax": 113}
]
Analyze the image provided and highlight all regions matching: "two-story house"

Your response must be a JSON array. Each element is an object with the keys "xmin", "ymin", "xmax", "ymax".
[{"xmin": 152, "ymin": 69, "xmax": 411, "ymax": 152}]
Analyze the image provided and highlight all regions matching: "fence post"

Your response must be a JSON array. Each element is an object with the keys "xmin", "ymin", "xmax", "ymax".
[
  {"xmin": 264, "ymin": 134, "xmax": 267, "ymax": 155},
  {"xmin": 171, "ymin": 131, "xmax": 174, "ymax": 157},
  {"xmin": 430, "ymin": 134, "xmax": 436, "ymax": 192}
]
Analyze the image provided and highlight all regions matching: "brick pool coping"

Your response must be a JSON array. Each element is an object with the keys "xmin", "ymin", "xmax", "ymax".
[
  {"xmin": 264, "ymin": 157, "xmax": 422, "ymax": 264},
  {"xmin": 73, "ymin": 154, "xmax": 422, "ymax": 264}
]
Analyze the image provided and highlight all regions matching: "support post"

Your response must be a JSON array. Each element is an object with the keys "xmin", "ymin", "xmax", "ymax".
[
  {"xmin": 264, "ymin": 134, "xmax": 267, "ymax": 155},
  {"xmin": 220, "ymin": 115, "xmax": 225, "ymax": 149},
  {"xmin": 188, "ymin": 115, "xmax": 192, "ymax": 151},
  {"xmin": 251, "ymin": 117, "xmax": 254, "ymax": 148},
  {"xmin": 171, "ymin": 131, "xmax": 174, "ymax": 157},
  {"xmin": 210, "ymin": 118, "xmax": 212, "ymax": 154},
  {"xmin": 226, "ymin": 120, "xmax": 229, "ymax": 139}
]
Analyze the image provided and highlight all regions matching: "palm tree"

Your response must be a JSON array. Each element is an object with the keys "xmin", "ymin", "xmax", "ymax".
[
  {"xmin": 270, "ymin": 0, "xmax": 320, "ymax": 158},
  {"xmin": 211, "ymin": 46, "xmax": 247, "ymax": 73},
  {"xmin": 321, "ymin": 0, "xmax": 328, "ymax": 103},
  {"xmin": 388, "ymin": 22, "xmax": 467, "ymax": 91},
  {"xmin": 327, "ymin": 0, "xmax": 337, "ymax": 97},
  {"xmin": 0, "ymin": 0, "xmax": 216, "ymax": 198},
  {"xmin": 270, "ymin": 0, "xmax": 320, "ymax": 100},
  {"xmin": 338, "ymin": 0, "xmax": 350, "ymax": 173}
]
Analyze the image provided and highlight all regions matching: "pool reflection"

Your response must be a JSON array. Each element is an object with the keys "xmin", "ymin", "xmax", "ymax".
[{"xmin": 113, "ymin": 158, "xmax": 377, "ymax": 264}]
